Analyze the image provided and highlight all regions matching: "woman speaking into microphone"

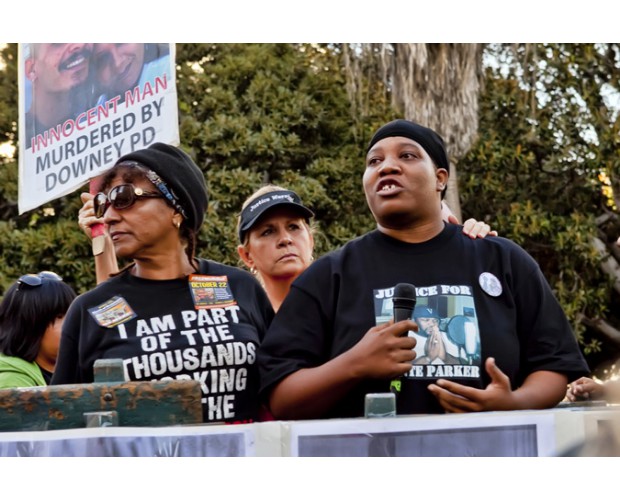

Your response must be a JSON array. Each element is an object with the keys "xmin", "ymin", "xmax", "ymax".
[{"xmin": 258, "ymin": 119, "xmax": 588, "ymax": 420}]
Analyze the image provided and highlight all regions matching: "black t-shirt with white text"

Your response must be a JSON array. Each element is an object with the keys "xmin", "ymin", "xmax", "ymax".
[{"xmin": 53, "ymin": 259, "xmax": 274, "ymax": 424}]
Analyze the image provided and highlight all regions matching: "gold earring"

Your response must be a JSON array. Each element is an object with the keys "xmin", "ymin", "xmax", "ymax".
[
  {"xmin": 173, "ymin": 219, "xmax": 180, "ymax": 229},
  {"xmin": 250, "ymin": 266, "xmax": 257, "ymax": 275}
]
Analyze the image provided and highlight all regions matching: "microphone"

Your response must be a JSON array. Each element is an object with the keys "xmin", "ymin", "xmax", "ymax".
[
  {"xmin": 390, "ymin": 283, "xmax": 416, "ymax": 398},
  {"xmin": 393, "ymin": 283, "xmax": 417, "ymax": 325}
]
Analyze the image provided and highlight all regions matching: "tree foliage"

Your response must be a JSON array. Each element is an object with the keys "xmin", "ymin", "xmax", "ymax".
[
  {"xmin": 174, "ymin": 43, "xmax": 392, "ymax": 263},
  {"xmin": 0, "ymin": 43, "xmax": 392, "ymax": 295},
  {"xmin": 459, "ymin": 44, "xmax": 620, "ymax": 373},
  {"xmin": 342, "ymin": 43, "xmax": 484, "ymax": 221}
]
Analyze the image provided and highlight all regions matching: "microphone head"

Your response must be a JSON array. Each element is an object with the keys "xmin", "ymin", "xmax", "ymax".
[{"xmin": 393, "ymin": 283, "xmax": 417, "ymax": 309}]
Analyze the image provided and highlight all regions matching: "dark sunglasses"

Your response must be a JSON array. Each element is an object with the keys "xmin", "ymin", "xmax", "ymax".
[
  {"xmin": 93, "ymin": 184, "xmax": 163, "ymax": 218},
  {"xmin": 17, "ymin": 271, "xmax": 63, "ymax": 289}
]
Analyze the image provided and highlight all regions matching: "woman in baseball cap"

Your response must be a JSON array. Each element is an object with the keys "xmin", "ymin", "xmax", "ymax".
[{"xmin": 236, "ymin": 185, "xmax": 315, "ymax": 312}]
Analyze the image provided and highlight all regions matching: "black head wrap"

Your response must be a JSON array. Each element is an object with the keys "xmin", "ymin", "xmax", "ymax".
[
  {"xmin": 366, "ymin": 119, "xmax": 450, "ymax": 173},
  {"xmin": 114, "ymin": 143, "xmax": 208, "ymax": 232}
]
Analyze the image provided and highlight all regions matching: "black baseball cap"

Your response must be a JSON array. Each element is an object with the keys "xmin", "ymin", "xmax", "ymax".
[{"xmin": 238, "ymin": 190, "xmax": 314, "ymax": 243}]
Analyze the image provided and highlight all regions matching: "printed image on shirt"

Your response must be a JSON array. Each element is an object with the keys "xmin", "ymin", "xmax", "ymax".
[
  {"xmin": 189, "ymin": 274, "xmax": 237, "ymax": 310},
  {"xmin": 88, "ymin": 296, "xmax": 137, "ymax": 328},
  {"xmin": 373, "ymin": 284, "xmax": 481, "ymax": 380}
]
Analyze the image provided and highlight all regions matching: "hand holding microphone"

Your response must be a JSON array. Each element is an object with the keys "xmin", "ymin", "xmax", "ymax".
[{"xmin": 345, "ymin": 283, "xmax": 418, "ymax": 383}]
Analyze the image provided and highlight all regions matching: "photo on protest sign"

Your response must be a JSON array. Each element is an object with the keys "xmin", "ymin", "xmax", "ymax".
[{"xmin": 17, "ymin": 43, "xmax": 179, "ymax": 214}]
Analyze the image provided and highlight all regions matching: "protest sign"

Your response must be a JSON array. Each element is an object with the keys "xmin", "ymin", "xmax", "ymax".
[{"xmin": 18, "ymin": 43, "xmax": 179, "ymax": 214}]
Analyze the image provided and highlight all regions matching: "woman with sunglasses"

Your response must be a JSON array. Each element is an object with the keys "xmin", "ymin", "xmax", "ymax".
[
  {"xmin": 0, "ymin": 272, "xmax": 76, "ymax": 389},
  {"xmin": 52, "ymin": 143, "xmax": 274, "ymax": 424}
]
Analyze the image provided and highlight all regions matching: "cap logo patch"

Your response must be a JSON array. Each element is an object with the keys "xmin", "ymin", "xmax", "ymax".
[{"xmin": 248, "ymin": 193, "xmax": 295, "ymax": 213}]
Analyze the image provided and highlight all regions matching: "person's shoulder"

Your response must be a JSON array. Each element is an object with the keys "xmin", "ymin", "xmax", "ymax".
[
  {"xmin": 460, "ymin": 229, "xmax": 527, "ymax": 252},
  {"xmin": 0, "ymin": 354, "xmax": 35, "ymax": 372},
  {"xmin": 147, "ymin": 55, "xmax": 171, "ymax": 69},
  {"xmin": 485, "ymin": 235, "xmax": 532, "ymax": 255},
  {"xmin": 463, "ymin": 232, "xmax": 540, "ymax": 267},
  {"xmin": 319, "ymin": 231, "xmax": 374, "ymax": 259},
  {"xmin": 141, "ymin": 55, "xmax": 172, "ymax": 82},
  {"xmin": 307, "ymin": 237, "xmax": 353, "ymax": 269},
  {"xmin": 197, "ymin": 259, "xmax": 258, "ymax": 283},
  {"xmin": 0, "ymin": 353, "xmax": 17, "ymax": 370},
  {"xmin": 295, "ymin": 232, "xmax": 374, "ymax": 281}
]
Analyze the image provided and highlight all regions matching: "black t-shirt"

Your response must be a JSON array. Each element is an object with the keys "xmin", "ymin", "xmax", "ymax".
[
  {"xmin": 258, "ymin": 224, "xmax": 589, "ymax": 418},
  {"xmin": 52, "ymin": 259, "xmax": 274, "ymax": 424},
  {"xmin": 39, "ymin": 365, "xmax": 52, "ymax": 385}
]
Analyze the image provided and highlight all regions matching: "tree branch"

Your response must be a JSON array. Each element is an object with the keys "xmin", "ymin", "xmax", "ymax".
[
  {"xmin": 592, "ymin": 237, "xmax": 620, "ymax": 295},
  {"xmin": 579, "ymin": 314, "xmax": 620, "ymax": 346}
]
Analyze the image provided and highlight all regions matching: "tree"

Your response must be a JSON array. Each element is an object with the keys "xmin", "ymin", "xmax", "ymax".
[
  {"xmin": 174, "ymin": 43, "xmax": 393, "ymax": 262},
  {"xmin": 0, "ymin": 44, "xmax": 394, "ymax": 295},
  {"xmin": 458, "ymin": 44, "xmax": 620, "ymax": 374},
  {"xmin": 342, "ymin": 43, "xmax": 484, "ymax": 221}
]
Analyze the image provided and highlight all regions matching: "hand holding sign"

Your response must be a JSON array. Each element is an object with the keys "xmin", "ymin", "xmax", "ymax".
[
  {"xmin": 77, "ymin": 178, "xmax": 105, "ymax": 255},
  {"xmin": 78, "ymin": 187, "xmax": 120, "ymax": 284},
  {"xmin": 88, "ymin": 178, "xmax": 106, "ymax": 256},
  {"xmin": 18, "ymin": 43, "xmax": 179, "ymax": 215}
]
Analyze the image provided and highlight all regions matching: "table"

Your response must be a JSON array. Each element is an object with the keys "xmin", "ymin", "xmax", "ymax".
[{"xmin": 1, "ymin": 404, "xmax": 618, "ymax": 457}]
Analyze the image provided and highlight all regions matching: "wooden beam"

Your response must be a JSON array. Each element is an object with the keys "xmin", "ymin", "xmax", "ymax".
[{"xmin": 0, "ymin": 379, "xmax": 203, "ymax": 432}]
